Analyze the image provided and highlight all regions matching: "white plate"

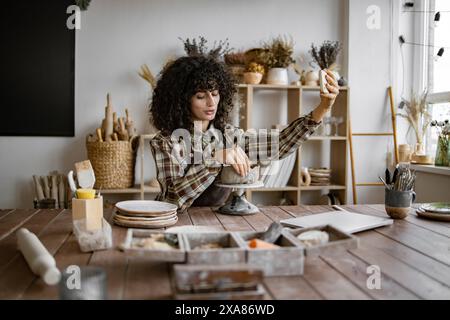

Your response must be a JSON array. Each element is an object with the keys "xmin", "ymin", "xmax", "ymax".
[{"xmin": 115, "ymin": 200, "xmax": 178, "ymax": 214}]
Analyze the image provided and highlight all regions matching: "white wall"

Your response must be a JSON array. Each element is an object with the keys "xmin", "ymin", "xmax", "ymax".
[
  {"xmin": 2, "ymin": 0, "xmax": 416, "ymax": 208},
  {"xmin": 0, "ymin": 0, "xmax": 350, "ymax": 208}
]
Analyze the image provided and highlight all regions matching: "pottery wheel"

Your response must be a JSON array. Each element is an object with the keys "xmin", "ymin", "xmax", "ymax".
[{"xmin": 214, "ymin": 181, "xmax": 264, "ymax": 216}]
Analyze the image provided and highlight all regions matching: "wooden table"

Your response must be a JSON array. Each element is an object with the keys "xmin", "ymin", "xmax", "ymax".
[{"xmin": 0, "ymin": 205, "xmax": 449, "ymax": 300}]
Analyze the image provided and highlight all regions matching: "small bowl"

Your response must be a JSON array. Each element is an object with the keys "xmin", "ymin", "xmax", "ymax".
[{"xmin": 220, "ymin": 165, "xmax": 260, "ymax": 185}]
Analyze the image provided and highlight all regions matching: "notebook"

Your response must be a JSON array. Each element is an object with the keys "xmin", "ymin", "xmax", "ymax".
[{"xmin": 280, "ymin": 208, "xmax": 393, "ymax": 234}]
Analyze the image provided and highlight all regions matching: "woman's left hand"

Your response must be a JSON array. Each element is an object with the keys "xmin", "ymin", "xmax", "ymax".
[{"xmin": 319, "ymin": 69, "xmax": 340, "ymax": 109}]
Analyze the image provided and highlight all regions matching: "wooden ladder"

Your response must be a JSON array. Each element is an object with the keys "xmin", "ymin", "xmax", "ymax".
[{"xmin": 348, "ymin": 86, "xmax": 399, "ymax": 204}]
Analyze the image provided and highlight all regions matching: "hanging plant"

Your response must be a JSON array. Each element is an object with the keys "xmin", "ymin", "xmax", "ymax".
[{"xmin": 75, "ymin": 0, "xmax": 91, "ymax": 11}]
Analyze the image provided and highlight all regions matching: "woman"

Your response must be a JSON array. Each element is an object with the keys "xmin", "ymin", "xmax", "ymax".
[{"xmin": 149, "ymin": 56, "xmax": 339, "ymax": 213}]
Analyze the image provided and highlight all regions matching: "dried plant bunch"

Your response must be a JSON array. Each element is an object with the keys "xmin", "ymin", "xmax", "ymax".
[
  {"xmin": 310, "ymin": 41, "xmax": 341, "ymax": 69},
  {"xmin": 138, "ymin": 64, "xmax": 157, "ymax": 90},
  {"xmin": 261, "ymin": 35, "xmax": 295, "ymax": 68},
  {"xmin": 246, "ymin": 62, "xmax": 265, "ymax": 75},
  {"xmin": 397, "ymin": 89, "xmax": 431, "ymax": 144},
  {"xmin": 179, "ymin": 36, "xmax": 232, "ymax": 60},
  {"xmin": 224, "ymin": 51, "xmax": 247, "ymax": 65}
]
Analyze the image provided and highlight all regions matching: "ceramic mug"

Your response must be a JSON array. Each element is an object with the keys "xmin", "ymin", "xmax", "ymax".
[{"xmin": 385, "ymin": 189, "xmax": 416, "ymax": 219}]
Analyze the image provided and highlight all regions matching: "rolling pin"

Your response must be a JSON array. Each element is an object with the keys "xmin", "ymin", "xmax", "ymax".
[
  {"xmin": 118, "ymin": 117, "xmax": 129, "ymax": 141},
  {"xmin": 58, "ymin": 175, "xmax": 66, "ymax": 209},
  {"xmin": 104, "ymin": 93, "xmax": 113, "ymax": 142},
  {"xmin": 125, "ymin": 108, "xmax": 136, "ymax": 137},
  {"xmin": 17, "ymin": 228, "xmax": 61, "ymax": 285}
]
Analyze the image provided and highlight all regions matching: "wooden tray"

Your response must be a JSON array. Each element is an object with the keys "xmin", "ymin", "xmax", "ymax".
[
  {"xmin": 182, "ymin": 232, "xmax": 246, "ymax": 265},
  {"xmin": 119, "ymin": 229, "xmax": 186, "ymax": 262},
  {"xmin": 233, "ymin": 230, "xmax": 304, "ymax": 276},
  {"xmin": 286, "ymin": 224, "xmax": 359, "ymax": 256},
  {"xmin": 172, "ymin": 264, "xmax": 265, "ymax": 300}
]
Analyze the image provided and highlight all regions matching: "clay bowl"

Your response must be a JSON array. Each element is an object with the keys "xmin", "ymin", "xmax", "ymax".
[{"xmin": 220, "ymin": 165, "xmax": 260, "ymax": 185}]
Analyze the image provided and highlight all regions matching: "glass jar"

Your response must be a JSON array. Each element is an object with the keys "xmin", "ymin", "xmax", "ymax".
[{"xmin": 434, "ymin": 135, "xmax": 450, "ymax": 167}]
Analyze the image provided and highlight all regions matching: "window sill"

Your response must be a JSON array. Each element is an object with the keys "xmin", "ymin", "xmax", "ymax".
[{"xmin": 410, "ymin": 164, "xmax": 450, "ymax": 176}]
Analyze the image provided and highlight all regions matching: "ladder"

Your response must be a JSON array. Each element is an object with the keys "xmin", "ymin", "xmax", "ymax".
[{"xmin": 348, "ymin": 86, "xmax": 399, "ymax": 204}]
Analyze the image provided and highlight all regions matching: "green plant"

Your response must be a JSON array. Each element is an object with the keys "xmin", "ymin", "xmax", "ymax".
[
  {"xmin": 310, "ymin": 41, "xmax": 341, "ymax": 69},
  {"xmin": 397, "ymin": 90, "xmax": 431, "ymax": 145},
  {"xmin": 179, "ymin": 36, "xmax": 232, "ymax": 60},
  {"xmin": 261, "ymin": 35, "xmax": 295, "ymax": 68},
  {"xmin": 246, "ymin": 62, "xmax": 265, "ymax": 75}
]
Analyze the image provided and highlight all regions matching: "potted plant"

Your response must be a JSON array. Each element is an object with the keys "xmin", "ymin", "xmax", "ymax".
[
  {"xmin": 261, "ymin": 35, "xmax": 295, "ymax": 85},
  {"xmin": 243, "ymin": 62, "xmax": 265, "ymax": 85},
  {"xmin": 431, "ymin": 120, "xmax": 450, "ymax": 167},
  {"xmin": 310, "ymin": 41, "xmax": 342, "ymax": 83}
]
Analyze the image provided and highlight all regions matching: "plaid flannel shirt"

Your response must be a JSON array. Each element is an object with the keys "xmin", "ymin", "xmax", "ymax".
[{"xmin": 150, "ymin": 112, "xmax": 321, "ymax": 212}]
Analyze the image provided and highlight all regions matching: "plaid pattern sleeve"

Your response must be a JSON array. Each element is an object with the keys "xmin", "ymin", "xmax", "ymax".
[
  {"xmin": 150, "ymin": 133, "xmax": 222, "ymax": 212},
  {"xmin": 226, "ymin": 111, "xmax": 322, "ymax": 164}
]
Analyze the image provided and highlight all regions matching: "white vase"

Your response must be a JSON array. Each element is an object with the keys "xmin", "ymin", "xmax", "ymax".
[{"xmin": 266, "ymin": 68, "xmax": 288, "ymax": 85}]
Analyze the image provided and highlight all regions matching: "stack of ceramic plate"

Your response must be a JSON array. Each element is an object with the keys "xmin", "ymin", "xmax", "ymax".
[
  {"xmin": 113, "ymin": 200, "xmax": 178, "ymax": 228},
  {"xmin": 309, "ymin": 168, "xmax": 332, "ymax": 186},
  {"xmin": 416, "ymin": 202, "xmax": 450, "ymax": 221}
]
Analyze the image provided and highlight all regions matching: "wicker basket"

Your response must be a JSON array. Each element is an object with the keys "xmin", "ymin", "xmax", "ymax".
[{"xmin": 86, "ymin": 136, "xmax": 139, "ymax": 189}]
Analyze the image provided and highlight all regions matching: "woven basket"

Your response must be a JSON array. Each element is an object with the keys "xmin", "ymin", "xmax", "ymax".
[{"xmin": 86, "ymin": 136, "xmax": 139, "ymax": 189}]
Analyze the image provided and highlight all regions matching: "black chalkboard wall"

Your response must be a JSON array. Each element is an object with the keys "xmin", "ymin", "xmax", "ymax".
[{"xmin": 1, "ymin": 1, "xmax": 75, "ymax": 136}]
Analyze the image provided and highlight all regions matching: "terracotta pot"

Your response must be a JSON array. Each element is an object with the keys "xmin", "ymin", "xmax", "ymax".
[{"xmin": 243, "ymin": 72, "xmax": 263, "ymax": 85}]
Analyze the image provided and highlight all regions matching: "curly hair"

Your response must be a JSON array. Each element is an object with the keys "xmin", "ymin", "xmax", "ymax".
[{"xmin": 149, "ymin": 56, "xmax": 236, "ymax": 136}]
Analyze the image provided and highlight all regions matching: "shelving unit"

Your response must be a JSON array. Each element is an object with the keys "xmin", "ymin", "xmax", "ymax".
[{"xmin": 236, "ymin": 83, "xmax": 349, "ymax": 205}]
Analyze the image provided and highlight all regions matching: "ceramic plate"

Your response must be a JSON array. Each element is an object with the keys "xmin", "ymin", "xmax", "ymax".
[
  {"xmin": 420, "ymin": 203, "xmax": 450, "ymax": 214},
  {"xmin": 116, "ymin": 208, "xmax": 177, "ymax": 217},
  {"xmin": 115, "ymin": 200, "xmax": 178, "ymax": 214},
  {"xmin": 416, "ymin": 209, "xmax": 450, "ymax": 222},
  {"xmin": 113, "ymin": 216, "xmax": 178, "ymax": 229},
  {"xmin": 114, "ymin": 212, "xmax": 177, "ymax": 222}
]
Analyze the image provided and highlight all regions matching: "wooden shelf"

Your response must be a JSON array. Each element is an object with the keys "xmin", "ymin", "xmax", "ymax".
[
  {"xmin": 299, "ymin": 185, "xmax": 347, "ymax": 191},
  {"xmin": 238, "ymin": 82, "xmax": 349, "ymax": 205},
  {"xmin": 250, "ymin": 186, "xmax": 298, "ymax": 192},
  {"xmin": 237, "ymin": 84, "xmax": 349, "ymax": 91},
  {"xmin": 308, "ymin": 136, "xmax": 347, "ymax": 141}
]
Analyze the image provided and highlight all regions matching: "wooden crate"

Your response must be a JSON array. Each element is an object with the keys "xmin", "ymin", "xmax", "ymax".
[
  {"xmin": 182, "ymin": 232, "xmax": 246, "ymax": 265},
  {"xmin": 234, "ymin": 230, "xmax": 304, "ymax": 276},
  {"xmin": 172, "ymin": 264, "xmax": 265, "ymax": 300},
  {"xmin": 119, "ymin": 229, "xmax": 186, "ymax": 262},
  {"xmin": 286, "ymin": 225, "xmax": 359, "ymax": 256}
]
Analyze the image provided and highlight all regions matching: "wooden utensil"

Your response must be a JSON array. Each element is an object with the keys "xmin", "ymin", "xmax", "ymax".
[
  {"xmin": 74, "ymin": 160, "xmax": 96, "ymax": 189},
  {"xmin": 104, "ymin": 93, "xmax": 113, "ymax": 142}
]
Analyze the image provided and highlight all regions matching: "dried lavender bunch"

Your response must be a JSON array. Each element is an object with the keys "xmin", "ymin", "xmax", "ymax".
[
  {"xmin": 310, "ymin": 41, "xmax": 341, "ymax": 69},
  {"xmin": 179, "ymin": 36, "xmax": 232, "ymax": 60}
]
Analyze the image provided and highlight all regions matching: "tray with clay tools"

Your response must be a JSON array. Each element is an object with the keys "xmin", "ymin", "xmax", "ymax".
[
  {"xmin": 285, "ymin": 224, "xmax": 359, "ymax": 256},
  {"xmin": 233, "ymin": 230, "xmax": 304, "ymax": 276},
  {"xmin": 181, "ymin": 232, "xmax": 246, "ymax": 265},
  {"xmin": 119, "ymin": 229, "xmax": 186, "ymax": 262}
]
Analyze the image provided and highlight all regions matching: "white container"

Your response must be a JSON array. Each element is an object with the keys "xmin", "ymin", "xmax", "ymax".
[{"xmin": 266, "ymin": 68, "xmax": 288, "ymax": 85}]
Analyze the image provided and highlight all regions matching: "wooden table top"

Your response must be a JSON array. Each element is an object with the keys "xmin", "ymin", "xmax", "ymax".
[{"xmin": 0, "ymin": 205, "xmax": 449, "ymax": 300}]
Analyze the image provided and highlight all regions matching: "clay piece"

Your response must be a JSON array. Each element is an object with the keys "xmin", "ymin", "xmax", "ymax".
[{"xmin": 296, "ymin": 230, "xmax": 329, "ymax": 247}]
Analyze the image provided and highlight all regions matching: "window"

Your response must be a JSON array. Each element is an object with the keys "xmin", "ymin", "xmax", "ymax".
[{"xmin": 425, "ymin": 0, "xmax": 450, "ymax": 155}]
